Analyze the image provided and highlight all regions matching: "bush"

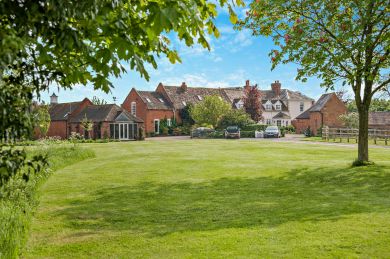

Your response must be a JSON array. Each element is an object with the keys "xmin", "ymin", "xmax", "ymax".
[
  {"xmin": 205, "ymin": 131, "xmax": 225, "ymax": 139},
  {"xmin": 217, "ymin": 109, "xmax": 253, "ymax": 130},
  {"xmin": 240, "ymin": 130, "xmax": 256, "ymax": 138},
  {"xmin": 0, "ymin": 145, "xmax": 95, "ymax": 258},
  {"xmin": 241, "ymin": 124, "xmax": 268, "ymax": 131}
]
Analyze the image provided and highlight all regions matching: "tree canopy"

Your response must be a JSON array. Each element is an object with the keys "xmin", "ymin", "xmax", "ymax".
[
  {"xmin": 239, "ymin": 0, "xmax": 390, "ymax": 163},
  {"xmin": 1, "ymin": 0, "xmax": 244, "ymax": 94},
  {"xmin": 190, "ymin": 96, "xmax": 231, "ymax": 128}
]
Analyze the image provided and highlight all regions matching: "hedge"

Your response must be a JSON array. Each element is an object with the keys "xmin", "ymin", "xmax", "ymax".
[
  {"xmin": 241, "ymin": 124, "xmax": 268, "ymax": 131},
  {"xmin": 0, "ymin": 145, "xmax": 95, "ymax": 258}
]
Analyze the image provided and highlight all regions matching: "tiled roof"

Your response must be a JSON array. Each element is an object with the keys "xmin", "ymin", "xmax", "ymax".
[
  {"xmin": 295, "ymin": 109, "xmax": 311, "ymax": 119},
  {"xmin": 163, "ymin": 85, "xmax": 228, "ymax": 109},
  {"xmin": 310, "ymin": 93, "xmax": 333, "ymax": 112},
  {"xmin": 369, "ymin": 112, "xmax": 390, "ymax": 126},
  {"xmin": 260, "ymin": 89, "xmax": 313, "ymax": 101},
  {"xmin": 222, "ymin": 87, "xmax": 245, "ymax": 103},
  {"xmin": 137, "ymin": 91, "xmax": 172, "ymax": 110},
  {"xmin": 69, "ymin": 104, "xmax": 143, "ymax": 123},
  {"xmin": 49, "ymin": 102, "xmax": 82, "ymax": 121},
  {"xmin": 273, "ymin": 112, "xmax": 291, "ymax": 119}
]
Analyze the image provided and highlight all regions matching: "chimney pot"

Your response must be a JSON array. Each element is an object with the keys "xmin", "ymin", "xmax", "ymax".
[
  {"xmin": 50, "ymin": 93, "xmax": 58, "ymax": 104},
  {"xmin": 181, "ymin": 82, "xmax": 187, "ymax": 92},
  {"xmin": 244, "ymin": 80, "xmax": 251, "ymax": 91}
]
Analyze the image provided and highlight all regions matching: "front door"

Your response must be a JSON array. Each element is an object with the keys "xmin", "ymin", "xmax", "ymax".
[{"xmin": 154, "ymin": 120, "xmax": 160, "ymax": 134}]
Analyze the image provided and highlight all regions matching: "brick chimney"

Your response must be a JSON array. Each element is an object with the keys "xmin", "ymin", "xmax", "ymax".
[
  {"xmin": 50, "ymin": 93, "xmax": 58, "ymax": 104},
  {"xmin": 181, "ymin": 82, "xmax": 187, "ymax": 92},
  {"xmin": 271, "ymin": 80, "xmax": 281, "ymax": 96},
  {"xmin": 244, "ymin": 80, "xmax": 251, "ymax": 91}
]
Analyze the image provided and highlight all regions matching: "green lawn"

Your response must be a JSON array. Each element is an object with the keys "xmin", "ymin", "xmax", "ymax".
[{"xmin": 26, "ymin": 140, "xmax": 390, "ymax": 258}]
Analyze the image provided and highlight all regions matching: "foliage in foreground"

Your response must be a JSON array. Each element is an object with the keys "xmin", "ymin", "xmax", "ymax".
[{"xmin": 0, "ymin": 145, "xmax": 95, "ymax": 258}]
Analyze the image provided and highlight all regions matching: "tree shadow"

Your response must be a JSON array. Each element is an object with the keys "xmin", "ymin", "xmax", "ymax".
[{"xmin": 56, "ymin": 165, "xmax": 390, "ymax": 236}]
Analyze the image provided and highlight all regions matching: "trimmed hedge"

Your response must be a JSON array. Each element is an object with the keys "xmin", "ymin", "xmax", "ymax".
[
  {"xmin": 241, "ymin": 124, "xmax": 268, "ymax": 131},
  {"xmin": 0, "ymin": 145, "xmax": 95, "ymax": 258},
  {"xmin": 240, "ymin": 130, "xmax": 256, "ymax": 138}
]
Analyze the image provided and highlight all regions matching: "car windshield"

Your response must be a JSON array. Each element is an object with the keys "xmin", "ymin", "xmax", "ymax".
[{"xmin": 226, "ymin": 126, "xmax": 239, "ymax": 133}]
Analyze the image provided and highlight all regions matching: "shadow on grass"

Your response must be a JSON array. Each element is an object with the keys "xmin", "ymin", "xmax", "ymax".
[{"xmin": 57, "ymin": 165, "xmax": 390, "ymax": 236}]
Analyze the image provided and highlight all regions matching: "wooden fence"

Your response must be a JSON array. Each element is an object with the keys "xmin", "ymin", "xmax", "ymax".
[{"xmin": 321, "ymin": 126, "xmax": 390, "ymax": 145}]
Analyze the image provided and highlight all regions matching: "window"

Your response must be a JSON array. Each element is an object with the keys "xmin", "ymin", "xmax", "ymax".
[
  {"xmin": 266, "ymin": 104, "xmax": 272, "ymax": 110},
  {"xmin": 197, "ymin": 95, "xmax": 202, "ymax": 101},
  {"xmin": 286, "ymin": 121, "xmax": 289, "ymax": 126},
  {"xmin": 266, "ymin": 119, "xmax": 271, "ymax": 125},
  {"xmin": 182, "ymin": 101, "xmax": 187, "ymax": 106},
  {"xmin": 167, "ymin": 118, "xmax": 172, "ymax": 127},
  {"xmin": 146, "ymin": 97, "xmax": 151, "ymax": 103},
  {"xmin": 275, "ymin": 104, "xmax": 281, "ymax": 110},
  {"xmin": 277, "ymin": 120, "xmax": 281, "ymax": 127},
  {"xmin": 131, "ymin": 102, "xmax": 136, "ymax": 115},
  {"xmin": 300, "ymin": 102, "xmax": 304, "ymax": 112},
  {"xmin": 158, "ymin": 98, "xmax": 164, "ymax": 103},
  {"xmin": 154, "ymin": 119, "xmax": 160, "ymax": 134}
]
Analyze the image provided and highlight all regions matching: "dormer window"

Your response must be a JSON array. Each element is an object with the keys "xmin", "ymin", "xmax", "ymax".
[
  {"xmin": 275, "ymin": 104, "xmax": 281, "ymax": 110},
  {"xmin": 145, "ymin": 98, "xmax": 151, "ymax": 103},
  {"xmin": 266, "ymin": 104, "xmax": 272, "ymax": 110},
  {"xmin": 158, "ymin": 98, "xmax": 164, "ymax": 103},
  {"xmin": 197, "ymin": 95, "xmax": 202, "ymax": 101},
  {"xmin": 182, "ymin": 101, "xmax": 187, "ymax": 106}
]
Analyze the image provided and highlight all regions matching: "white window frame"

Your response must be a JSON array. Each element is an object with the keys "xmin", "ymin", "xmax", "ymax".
[
  {"xmin": 131, "ymin": 102, "xmax": 136, "ymax": 115},
  {"xmin": 266, "ymin": 119, "xmax": 271, "ymax": 125},
  {"xmin": 275, "ymin": 104, "xmax": 281, "ymax": 110},
  {"xmin": 300, "ymin": 102, "xmax": 304, "ymax": 112},
  {"xmin": 154, "ymin": 119, "xmax": 160, "ymax": 134},
  {"xmin": 277, "ymin": 120, "xmax": 282, "ymax": 127},
  {"xmin": 266, "ymin": 104, "xmax": 272, "ymax": 110},
  {"xmin": 167, "ymin": 118, "xmax": 172, "ymax": 127}
]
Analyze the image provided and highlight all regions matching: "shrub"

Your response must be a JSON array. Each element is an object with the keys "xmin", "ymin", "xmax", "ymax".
[
  {"xmin": 240, "ymin": 130, "xmax": 256, "ymax": 138},
  {"xmin": 241, "ymin": 124, "xmax": 268, "ymax": 131},
  {"xmin": 205, "ymin": 131, "xmax": 225, "ymax": 139},
  {"xmin": 0, "ymin": 145, "xmax": 95, "ymax": 258},
  {"xmin": 217, "ymin": 109, "xmax": 253, "ymax": 130}
]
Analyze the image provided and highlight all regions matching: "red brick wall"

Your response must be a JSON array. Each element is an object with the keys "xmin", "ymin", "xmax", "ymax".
[
  {"xmin": 320, "ymin": 94, "xmax": 347, "ymax": 129},
  {"xmin": 309, "ymin": 112, "xmax": 323, "ymax": 135},
  {"xmin": 291, "ymin": 119, "xmax": 310, "ymax": 134},
  {"xmin": 47, "ymin": 121, "xmax": 68, "ymax": 139}
]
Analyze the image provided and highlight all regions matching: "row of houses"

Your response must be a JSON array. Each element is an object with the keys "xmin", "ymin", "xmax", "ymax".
[{"xmin": 40, "ymin": 80, "xmax": 389, "ymax": 139}]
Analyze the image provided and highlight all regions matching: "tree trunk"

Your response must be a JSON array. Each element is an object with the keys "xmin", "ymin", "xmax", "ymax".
[{"xmin": 357, "ymin": 104, "xmax": 369, "ymax": 163}]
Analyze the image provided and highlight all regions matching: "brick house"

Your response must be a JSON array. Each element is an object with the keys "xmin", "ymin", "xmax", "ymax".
[
  {"xmin": 122, "ymin": 80, "xmax": 315, "ymax": 134},
  {"xmin": 41, "ymin": 94, "xmax": 143, "ymax": 139},
  {"xmin": 45, "ymin": 94, "xmax": 93, "ymax": 139},
  {"xmin": 69, "ymin": 104, "xmax": 143, "ymax": 140},
  {"xmin": 122, "ymin": 88, "xmax": 174, "ymax": 134},
  {"xmin": 292, "ymin": 93, "xmax": 347, "ymax": 135},
  {"xmin": 122, "ymin": 82, "xmax": 230, "ymax": 134}
]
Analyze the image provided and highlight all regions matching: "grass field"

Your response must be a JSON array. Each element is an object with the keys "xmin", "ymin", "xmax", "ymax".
[{"xmin": 25, "ymin": 140, "xmax": 390, "ymax": 258}]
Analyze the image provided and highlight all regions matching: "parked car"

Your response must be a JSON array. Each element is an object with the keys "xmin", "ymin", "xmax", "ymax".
[
  {"xmin": 191, "ymin": 127, "xmax": 214, "ymax": 138},
  {"xmin": 225, "ymin": 126, "xmax": 240, "ymax": 139},
  {"xmin": 264, "ymin": 126, "xmax": 281, "ymax": 138}
]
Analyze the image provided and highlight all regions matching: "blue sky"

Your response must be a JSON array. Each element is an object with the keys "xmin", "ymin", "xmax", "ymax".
[{"xmin": 40, "ymin": 3, "xmax": 331, "ymax": 104}]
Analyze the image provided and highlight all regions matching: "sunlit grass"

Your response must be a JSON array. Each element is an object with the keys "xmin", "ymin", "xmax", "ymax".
[{"xmin": 26, "ymin": 140, "xmax": 390, "ymax": 258}]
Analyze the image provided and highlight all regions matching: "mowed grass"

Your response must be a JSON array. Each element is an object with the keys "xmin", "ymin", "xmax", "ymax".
[{"xmin": 26, "ymin": 140, "xmax": 390, "ymax": 258}]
